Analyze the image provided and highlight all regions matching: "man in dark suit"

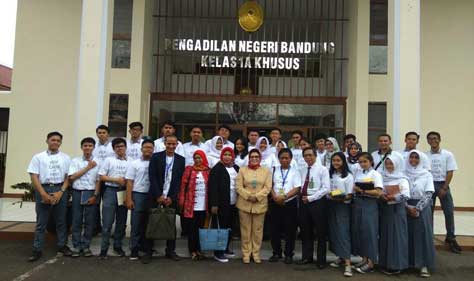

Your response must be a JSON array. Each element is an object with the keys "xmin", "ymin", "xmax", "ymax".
[{"xmin": 142, "ymin": 135, "xmax": 185, "ymax": 264}]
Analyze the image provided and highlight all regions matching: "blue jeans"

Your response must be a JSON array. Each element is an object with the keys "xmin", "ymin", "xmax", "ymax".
[
  {"xmin": 432, "ymin": 181, "xmax": 456, "ymax": 240},
  {"xmin": 33, "ymin": 185, "xmax": 68, "ymax": 251},
  {"xmin": 130, "ymin": 192, "xmax": 149, "ymax": 251},
  {"xmin": 101, "ymin": 186, "xmax": 128, "ymax": 252},
  {"xmin": 71, "ymin": 190, "xmax": 98, "ymax": 250}
]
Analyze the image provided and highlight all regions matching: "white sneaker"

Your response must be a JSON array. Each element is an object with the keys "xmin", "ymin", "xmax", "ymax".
[
  {"xmin": 420, "ymin": 267, "xmax": 431, "ymax": 278},
  {"xmin": 344, "ymin": 265, "xmax": 353, "ymax": 277},
  {"xmin": 330, "ymin": 258, "xmax": 344, "ymax": 268}
]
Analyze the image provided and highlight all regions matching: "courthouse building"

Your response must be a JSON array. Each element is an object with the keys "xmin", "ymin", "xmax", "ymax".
[{"xmin": 0, "ymin": 0, "xmax": 473, "ymax": 208}]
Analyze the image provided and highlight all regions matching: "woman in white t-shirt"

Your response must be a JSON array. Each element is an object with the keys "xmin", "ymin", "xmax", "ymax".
[
  {"xmin": 346, "ymin": 142, "xmax": 362, "ymax": 174},
  {"xmin": 234, "ymin": 137, "xmax": 249, "ymax": 168},
  {"xmin": 256, "ymin": 136, "xmax": 278, "ymax": 170},
  {"xmin": 207, "ymin": 136, "xmax": 224, "ymax": 168}
]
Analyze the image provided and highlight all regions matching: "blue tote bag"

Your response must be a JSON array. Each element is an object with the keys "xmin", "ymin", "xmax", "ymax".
[{"xmin": 199, "ymin": 215, "xmax": 230, "ymax": 251}]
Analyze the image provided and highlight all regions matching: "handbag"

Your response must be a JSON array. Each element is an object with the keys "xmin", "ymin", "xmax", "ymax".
[
  {"xmin": 199, "ymin": 215, "xmax": 230, "ymax": 251},
  {"xmin": 145, "ymin": 207, "xmax": 176, "ymax": 240}
]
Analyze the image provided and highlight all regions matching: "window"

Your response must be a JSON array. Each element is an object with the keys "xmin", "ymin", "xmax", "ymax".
[
  {"xmin": 0, "ymin": 108, "xmax": 9, "ymax": 193},
  {"xmin": 369, "ymin": 0, "xmax": 388, "ymax": 74},
  {"xmin": 368, "ymin": 102, "xmax": 387, "ymax": 152},
  {"xmin": 112, "ymin": 0, "xmax": 133, "ymax": 68},
  {"xmin": 108, "ymin": 94, "xmax": 129, "ymax": 137}
]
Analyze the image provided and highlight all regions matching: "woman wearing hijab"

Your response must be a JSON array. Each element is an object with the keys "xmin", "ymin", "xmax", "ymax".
[
  {"xmin": 379, "ymin": 154, "xmax": 410, "ymax": 275},
  {"xmin": 208, "ymin": 147, "xmax": 240, "ymax": 263},
  {"xmin": 275, "ymin": 140, "xmax": 297, "ymax": 168},
  {"xmin": 234, "ymin": 137, "xmax": 249, "ymax": 168},
  {"xmin": 323, "ymin": 137, "xmax": 340, "ymax": 169},
  {"xmin": 347, "ymin": 142, "xmax": 362, "ymax": 174},
  {"xmin": 207, "ymin": 136, "xmax": 224, "ymax": 168},
  {"xmin": 256, "ymin": 136, "xmax": 278, "ymax": 169},
  {"xmin": 236, "ymin": 149, "xmax": 272, "ymax": 264},
  {"xmin": 405, "ymin": 150, "xmax": 435, "ymax": 278},
  {"xmin": 327, "ymin": 152, "xmax": 354, "ymax": 277},
  {"xmin": 178, "ymin": 150, "xmax": 210, "ymax": 260},
  {"xmin": 352, "ymin": 152, "xmax": 384, "ymax": 274}
]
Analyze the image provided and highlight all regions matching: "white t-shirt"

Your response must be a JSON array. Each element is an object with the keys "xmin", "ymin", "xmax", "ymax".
[
  {"xmin": 371, "ymin": 150, "xmax": 404, "ymax": 173},
  {"xmin": 194, "ymin": 171, "xmax": 206, "ymax": 211},
  {"xmin": 93, "ymin": 141, "xmax": 115, "ymax": 162},
  {"xmin": 291, "ymin": 148, "xmax": 306, "ymax": 170},
  {"xmin": 316, "ymin": 150, "xmax": 326, "ymax": 166},
  {"xmin": 248, "ymin": 144, "xmax": 257, "ymax": 152},
  {"xmin": 409, "ymin": 174, "xmax": 435, "ymax": 199},
  {"xmin": 207, "ymin": 155, "xmax": 220, "ymax": 168},
  {"xmin": 330, "ymin": 173, "xmax": 355, "ymax": 197},
  {"xmin": 225, "ymin": 166, "xmax": 238, "ymax": 205},
  {"xmin": 126, "ymin": 139, "xmax": 143, "ymax": 161},
  {"xmin": 260, "ymin": 154, "xmax": 278, "ymax": 170},
  {"xmin": 27, "ymin": 151, "xmax": 71, "ymax": 184},
  {"xmin": 299, "ymin": 163, "xmax": 330, "ymax": 202},
  {"xmin": 68, "ymin": 156, "xmax": 100, "ymax": 191},
  {"xmin": 272, "ymin": 166, "xmax": 302, "ymax": 202},
  {"xmin": 154, "ymin": 137, "xmax": 184, "ymax": 156},
  {"xmin": 182, "ymin": 141, "xmax": 205, "ymax": 166},
  {"xmin": 234, "ymin": 154, "xmax": 249, "ymax": 168},
  {"xmin": 348, "ymin": 162, "xmax": 360, "ymax": 175},
  {"xmin": 98, "ymin": 156, "xmax": 130, "ymax": 187},
  {"xmin": 163, "ymin": 155, "xmax": 174, "ymax": 197},
  {"xmin": 125, "ymin": 158, "xmax": 150, "ymax": 193},
  {"xmin": 426, "ymin": 149, "xmax": 458, "ymax": 181},
  {"xmin": 382, "ymin": 178, "xmax": 411, "ymax": 199}
]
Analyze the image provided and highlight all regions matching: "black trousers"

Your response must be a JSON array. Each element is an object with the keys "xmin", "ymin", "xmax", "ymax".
[
  {"xmin": 143, "ymin": 203, "xmax": 177, "ymax": 256},
  {"xmin": 270, "ymin": 198, "xmax": 298, "ymax": 257},
  {"xmin": 212, "ymin": 205, "xmax": 239, "ymax": 255},
  {"xmin": 299, "ymin": 197, "xmax": 328, "ymax": 264},
  {"xmin": 185, "ymin": 211, "xmax": 206, "ymax": 253}
]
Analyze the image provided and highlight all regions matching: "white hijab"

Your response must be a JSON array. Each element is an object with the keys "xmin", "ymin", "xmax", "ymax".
[
  {"xmin": 382, "ymin": 153, "xmax": 408, "ymax": 185},
  {"xmin": 275, "ymin": 140, "xmax": 288, "ymax": 157},
  {"xmin": 256, "ymin": 136, "xmax": 273, "ymax": 161},
  {"xmin": 208, "ymin": 136, "xmax": 223, "ymax": 159},
  {"xmin": 405, "ymin": 149, "xmax": 432, "ymax": 180}
]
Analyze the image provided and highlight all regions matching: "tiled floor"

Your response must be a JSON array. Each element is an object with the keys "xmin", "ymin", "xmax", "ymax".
[{"xmin": 1, "ymin": 198, "xmax": 473, "ymax": 236}]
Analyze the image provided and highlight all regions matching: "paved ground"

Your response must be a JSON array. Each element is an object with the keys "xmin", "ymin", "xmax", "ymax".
[{"xmin": 1, "ymin": 240, "xmax": 474, "ymax": 281}]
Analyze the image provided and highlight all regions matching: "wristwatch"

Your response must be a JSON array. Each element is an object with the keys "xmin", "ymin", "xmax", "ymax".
[
  {"xmin": 60, "ymin": 186, "xmax": 67, "ymax": 193},
  {"xmin": 93, "ymin": 192, "xmax": 100, "ymax": 197}
]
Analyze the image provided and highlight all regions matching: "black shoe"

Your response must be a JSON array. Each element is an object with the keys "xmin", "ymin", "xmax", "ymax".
[
  {"xmin": 382, "ymin": 268, "xmax": 401, "ymax": 275},
  {"xmin": 98, "ymin": 250, "xmax": 108, "ymax": 260},
  {"xmin": 28, "ymin": 251, "xmax": 42, "ymax": 262},
  {"xmin": 113, "ymin": 247, "xmax": 126, "ymax": 257},
  {"xmin": 165, "ymin": 252, "xmax": 181, "ymax": 261},
  {"xmin": 447, "ymin": 239, "xmax": 462, "ymax": 253},
  {"xmin": 296, "ymin": 258, "xmax": 313, "ymax": 265},
  {"xmin": 268, "ymin": 254, "xmax": 281, "ymax": 262},
  {"xmin": 284, "ymin": 256, "xmax": 293, "ymax": 264},
  {"xmin": 57, "ymin": 246, "xmax": 72, "ymax": 256},
  {"xmin": 141, "ymin": 254, "xmax": 152, "ymax": 264},
  {"xmin": 129, "ymin": 249, "xmax": 139, "ymax": 261}
]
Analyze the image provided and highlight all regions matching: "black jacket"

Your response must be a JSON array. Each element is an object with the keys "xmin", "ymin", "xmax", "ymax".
[
  {"xmin": 149, "ymin": 151, "xmax": 185, "ymax": 204},
  {"xmin": 208, "ymin": 162, "xmax": 240, "ymax": 209}
]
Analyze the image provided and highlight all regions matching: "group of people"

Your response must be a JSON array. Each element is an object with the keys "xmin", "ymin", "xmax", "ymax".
[{"xmin": 26, "ymin": 120, "xmax": 460, "ymax": 278}]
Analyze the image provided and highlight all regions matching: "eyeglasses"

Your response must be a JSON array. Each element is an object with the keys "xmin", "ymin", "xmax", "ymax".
[{"xmin": 249, "ymin": 156, "xmax": 260, "ymax": 159}]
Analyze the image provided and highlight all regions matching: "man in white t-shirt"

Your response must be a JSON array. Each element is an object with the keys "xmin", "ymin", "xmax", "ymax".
[
  {"xmin": 313, "ymin": 134, "xmax": 327, "ymax": 166},
  {"xmin": 154, "ymin": 120, "xmax": 184, "ymax": 155},
  {"xmin": 247, "ymin": 129, "xmax": 260, "ymax": 151},
  {"xmin": 125, "ymin": 139, "xmax": 155, "ymax": 260},
  {"xmin": 126, "ymin": 122, "xmax": 144, "ymax": 161},
  {"xmin": 371, "ymin": 133, "xmax": 404, "ymax": 173},
  {"xmin": 182, "ymin": 126, "xmax": 206, "ymax": 166},
  {"xmin": 68, "ymin": 137, "xmax": 101, "ymax": 257},
  {"xmin": 426, "ymin": 131, "xmax": 461, "ymax": 253},
  {"xmin": 93, "ymin": 125, "xmax": 115, "ymax": 162},
  {"xmin": 27, "ymin": 131, "xmax": 71, "ymax": 262},
  {"xmin": 399, "ymin": 131, "xmax": 431, "ymax": 170}
]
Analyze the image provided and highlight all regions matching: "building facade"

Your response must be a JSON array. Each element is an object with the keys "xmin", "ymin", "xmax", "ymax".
[{"xmin": 0, "ymin": 0, "xmax": 473, "ymax": 207}]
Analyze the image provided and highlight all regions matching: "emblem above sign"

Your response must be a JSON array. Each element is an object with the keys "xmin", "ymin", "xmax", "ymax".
[{"xmin": 238, "ymin": 1, "xmax": 264, "ymax": 32}]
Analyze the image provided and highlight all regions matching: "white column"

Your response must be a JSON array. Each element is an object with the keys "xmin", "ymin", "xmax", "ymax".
[
  {"xmin": 392, "ymin": 0, "xmax": 421, "ymax": 149},
  {"xmin": 75, "ymin": 0, "xmax": 111, "ymax": 150}
]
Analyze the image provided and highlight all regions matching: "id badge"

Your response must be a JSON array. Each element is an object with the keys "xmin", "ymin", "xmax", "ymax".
[
  {"xmin": 278, "ymin": 188, "xmax": 285, "ymax": 195},
  {"xmin": 309, "ymin": 180, "xmax": 314, "ymax": 189},
  {"xmin": 251, "ymin": 179, "xmax": 257, "ymax": 189}
]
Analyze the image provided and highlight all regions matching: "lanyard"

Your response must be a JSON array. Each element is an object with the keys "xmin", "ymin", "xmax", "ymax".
[
  {"xmin": 280, "ymin": 166, "xmax": 290, "ymax": 188},
  {"xmin": 165, "ymin": 157, "xmax": 174, "ymax": 179}
]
